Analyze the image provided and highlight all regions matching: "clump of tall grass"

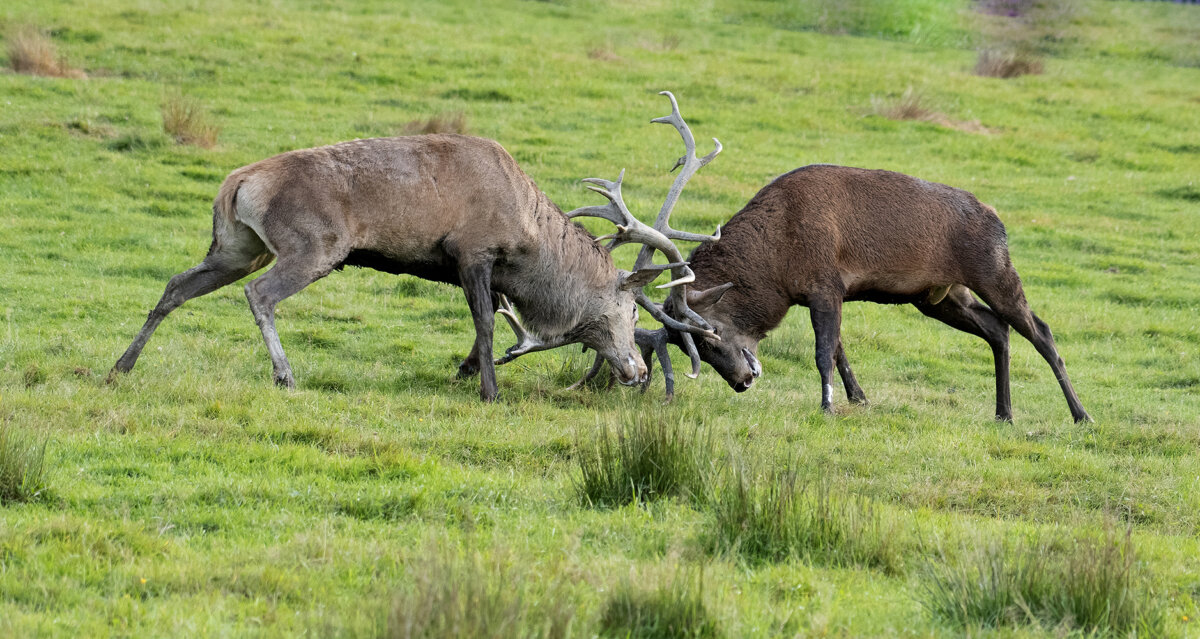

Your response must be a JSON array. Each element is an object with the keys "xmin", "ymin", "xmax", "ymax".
[
  {"xmin": 162, "ymin": 93, "xmax": 220, "ymax": 148},
  {"xmin": 599, "ymin": 572, "xmax": 720, "ymax": 639},
  {"xmin": 706, "ymin": 459, "xmax": 902, "ymax": 573},
  {"xmin": 919, "ymin": 524, "xmax": 1164, "ymax": 635},
  {"xmin": 402, "ymin": 111, "xmax": 469, "ymax": 135},
  {"xmin": 385, "ymin": 544, "xmax": 576, "ymax": 639},
  {"xmin": 974, "ymin": 49, "xmax": 1044, "ymax": 78},
  {"xmin": 575, "ymin": 409, "xmax": 713, "ymax": 507},
  {"xmin": 972, "ymin": 0, "xmax": 1077, "ymax": 78},
  {"xmin": 6, "ymin": 26, "xmax": 86, "ymax": 78},
  {"xmin": 869, "ymin": 87, "xmax": 992, "ymax": 134},
  {"xmin": 0, "ymin": 422, "xmax": 48, "ymax": 504}
]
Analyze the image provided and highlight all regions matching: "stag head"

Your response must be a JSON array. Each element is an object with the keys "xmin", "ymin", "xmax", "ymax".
[{"xmin": 500, "ymin": 91, "xmax": 728, "ymax": 396}]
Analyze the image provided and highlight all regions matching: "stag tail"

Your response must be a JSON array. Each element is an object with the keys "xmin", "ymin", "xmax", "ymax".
[{"xmin": 214, "ymin": 175, "xmax": 244, "ymax": 226}]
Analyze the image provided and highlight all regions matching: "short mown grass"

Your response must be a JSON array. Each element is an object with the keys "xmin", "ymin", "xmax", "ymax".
[{"xmin": 919, "ymin": 524, "xmax": 1164, "ymax": 635}]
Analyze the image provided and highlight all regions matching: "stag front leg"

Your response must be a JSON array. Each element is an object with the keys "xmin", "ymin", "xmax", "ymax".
[
  {"xmin": 457, "ymin": 292, "xmax": 502, "ymax": 379},
  {"xmin": 809, "ymin": 299, "xmax": 844, "ymax": 415},
  {"xmin": 460, "ymin": 262, "xmax": 498, "ymax": 402}
]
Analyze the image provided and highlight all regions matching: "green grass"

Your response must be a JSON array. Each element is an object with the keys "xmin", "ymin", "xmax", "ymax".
[
  {"xmin": 919, "ymin": 524, "xmax": 1165, "ymax": 635},
  {"xmin": 707, "ymin": 459, "xmax": 903, "ymax": 573},
  {"xmin": 575, "ymin": 408, "xmax": 713, "ymax": 507},
  {"xmin": 0, "ymin": 420, "xmax": 47, "ymax": 504},
  {"xmin": 600, "ymin": 572, "xmax": 720, "ymax": 639},
  {"xmin": 0, "ymin": 0, "xmax": 1198, "ymax": 636}
]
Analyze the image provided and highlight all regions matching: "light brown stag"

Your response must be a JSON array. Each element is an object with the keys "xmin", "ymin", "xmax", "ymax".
[{"xmin": 108, "ymin": 94, "xmax": 720, "ymax": 401}]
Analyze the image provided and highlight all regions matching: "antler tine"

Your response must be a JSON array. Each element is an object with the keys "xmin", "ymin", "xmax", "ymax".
[
  {"xmin": 565, "ymin": 170, "xmax": 701, "ymax": 289},
  {"xmin": 494, "ymin": 294, "xmax": 570, "ymax": 365},
  {"xmin": 634, "ymin": 289, "xmax": 715, "ymax": 340}
]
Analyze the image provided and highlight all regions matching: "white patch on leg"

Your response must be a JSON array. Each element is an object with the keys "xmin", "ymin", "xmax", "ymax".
[{"xmin": 823, "ymin": 383, "xmax": 833, "ymax": 405}]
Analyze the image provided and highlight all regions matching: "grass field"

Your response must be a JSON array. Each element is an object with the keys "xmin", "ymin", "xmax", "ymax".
[{"xmin": 1, "ymin": 0, "xmax": 1199, "ymax": 636}]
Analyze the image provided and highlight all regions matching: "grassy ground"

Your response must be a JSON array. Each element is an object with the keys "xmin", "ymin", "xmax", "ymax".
[{"xmin": 1, "ymin": 0, "xmax": 1198, "ymax": 636}]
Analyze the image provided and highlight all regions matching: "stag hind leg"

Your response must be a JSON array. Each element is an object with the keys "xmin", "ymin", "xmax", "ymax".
[
  {"xmin": 914, "ymin": 285, "xmax": 1013, "ymax": 421},
  {"xmin": 972, "ymin": 265, "xmax": 1092, "ymax": 423},
  {"xmin": 244, "ymin": 245, "xmax": 348, "ymax": 389},
  {"xmin": 834, "ymin": 343, "xmax": 868, "ymax": 404},
  {"xmin": 109, "ymin": 222, "xmax": 271, "ymax": 382}
]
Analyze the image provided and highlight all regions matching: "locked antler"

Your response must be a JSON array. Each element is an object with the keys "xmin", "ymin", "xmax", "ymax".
[
  {"xmin": 492, "ymin": 294, "xmax": 570, "ymax": 365},
  {"xmin": 568, "ymin": 91, "xmax": 724, "ymax": 393}
]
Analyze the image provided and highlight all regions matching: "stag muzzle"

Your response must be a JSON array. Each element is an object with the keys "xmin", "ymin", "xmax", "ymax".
[
  {"xmin": 611, "ymin": 354, "xmax": 650, "ymax": 386},
  {"xmin": 732, "ymin": 348, "xmax": 762, "ymax": 393}
]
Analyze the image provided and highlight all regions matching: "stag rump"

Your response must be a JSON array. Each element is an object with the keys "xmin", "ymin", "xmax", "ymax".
[
  {"xmin": 109, "ymin": 94, "xmax": 719, "ymax": 401},
  {"xmin": 644, "ymin": 164, "xmax": 1091, "ymax": 423}
]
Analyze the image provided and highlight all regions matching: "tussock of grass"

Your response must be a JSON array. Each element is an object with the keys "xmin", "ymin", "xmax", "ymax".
[
  {"xmin": 385, "ymin": 544, "xmax": 575, "ymax": 639},
  {"xmin": 0, "ymin": 422, "xmax": 48, "ymax": 505},
  {"xmin": 870, "ymin": 87, "xmax": 993, "ymax": 134},
  {"xmin": 402, "ymin": 111, "xmax": 469, "ymax": 135},
  {"xmin": 162, "ymin": 93, "xmax": 220, "ymax": 148},
  {"xmin": 707, "ymin": 459, "xmax": 902, "ymax": 572},
  {"xmin": 919, "ymin": 525, "xmax": 1164, "ymax": 635},
  {"xmin": 974, "ymin": 49, "xmax": 1044, "ymax": 78},
  {"xmin": 600, "ymin": 572, "xmax": 720, "ymax": 639},
  {"xmin": 6, "ymin": 26, "xmax": 86, "ymax": 78},
  {"xmin": 575, "ymin": 409, "xmax": 713, "ymax": 507}
]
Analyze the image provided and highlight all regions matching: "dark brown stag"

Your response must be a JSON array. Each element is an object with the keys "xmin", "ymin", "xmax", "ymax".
[
  {"xmin": 627, "ymin": 164, "xmax": 1092, "ymax": 423},
  {"xmin": 108, "ymin": 101, "xmax": 717, "ymax": 401}
]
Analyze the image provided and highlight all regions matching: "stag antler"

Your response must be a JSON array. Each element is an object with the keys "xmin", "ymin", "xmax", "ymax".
[
  {"xmin": 565, "ymin": 91, "xmax": 725, "ymax": 392},
  {"xmin": 493, "ymin": 294, "xmax": 570, "ymax": 365}
]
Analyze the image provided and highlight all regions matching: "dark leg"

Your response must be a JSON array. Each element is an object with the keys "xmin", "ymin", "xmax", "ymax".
[
  {"xmin": 109, "ymin": 233, "xmax": 270, "ymax": 381},
  {"xmin": 974, "ymin": 268, "xmax": 1091, "ymax": 423},
  {"xmin": 244, "ymin": 255, "xmax": 338, "ymax": 389},
  {"xmin": 834, "ymin": 342, "xmax": 868, "ymax": 404},
  {"xmin": 457, "ymin": 292, "xmax": 501, "ymax": 378},
  {"xmin": 459, "ymin": 262, "xmax": 498, "ymax": 402},
  {"xmin": 914, "ymin": 286, "xmax": 1012, "ymax": 421},
  {"xmin": 809, "ymin": 299, "xmax": 844, "ymax": 414}
]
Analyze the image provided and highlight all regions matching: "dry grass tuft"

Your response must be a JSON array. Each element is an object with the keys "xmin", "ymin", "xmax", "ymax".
[
  {"xmin": 870, "ymin": 88, "xmax": 993, "ymax": 134},
  {"xmin": 974, "ymin": 49, "xmax": 1045, "ymax": 78},
  {"xmin": 401, "ymin": 111, "xmax": 469, "ymax": 135},
  {"xmin": 587, "ymin": 45, "xmax": 621, "ymax": 62},
  {"xmin": 162, "ymin": 93, "xmax": 220, "ymax": 148},
  {"xmin": 6, "ymin": 26, "xmax": 86, "ymax": 78}
]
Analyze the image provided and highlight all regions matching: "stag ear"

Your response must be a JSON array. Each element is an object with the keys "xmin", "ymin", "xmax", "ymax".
[{"xmin": 685, "ymin": 282, "xmax": 734, "ymax": 312}]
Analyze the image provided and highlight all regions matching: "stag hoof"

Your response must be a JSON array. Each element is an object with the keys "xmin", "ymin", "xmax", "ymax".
[
  {"xmin": 1074, "ymin": 411, "xmax": 1094, "ymax": 424},
  {"xmin": 456, "ymin": 359, "xmax": 480, "ymax": 379},
  {"xmin": 274, "ymin": 374, "xmax": 295, "ymax": 390},
  {"xmin": 994, "ymin": 412, "xmax": 1014, "ymax": 423},
  {"xmin": 104, "ymin": 368, "xmax": 124, "ymax": 385},
  {"xmin": 848, "ymin": 393, "xmax": 869, "ymax": 405}
]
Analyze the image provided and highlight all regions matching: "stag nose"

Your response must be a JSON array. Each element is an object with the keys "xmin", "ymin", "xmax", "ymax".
[
  {"xmin": 732, "ymin": 377, "xmax": 754, "ymax": 393},
  {"xmin": 614, "ymin": 354, "xmax": 648, "ymax": 386}
]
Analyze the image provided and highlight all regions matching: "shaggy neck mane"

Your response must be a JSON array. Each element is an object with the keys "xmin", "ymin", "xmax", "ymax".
[
  {"xmin": 499, "ymin": 192, "xmax": 616, "ymax": 341},
  {"xmin": 687, "ymin": 201, "xmax": 790, "ymax": 336}
]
